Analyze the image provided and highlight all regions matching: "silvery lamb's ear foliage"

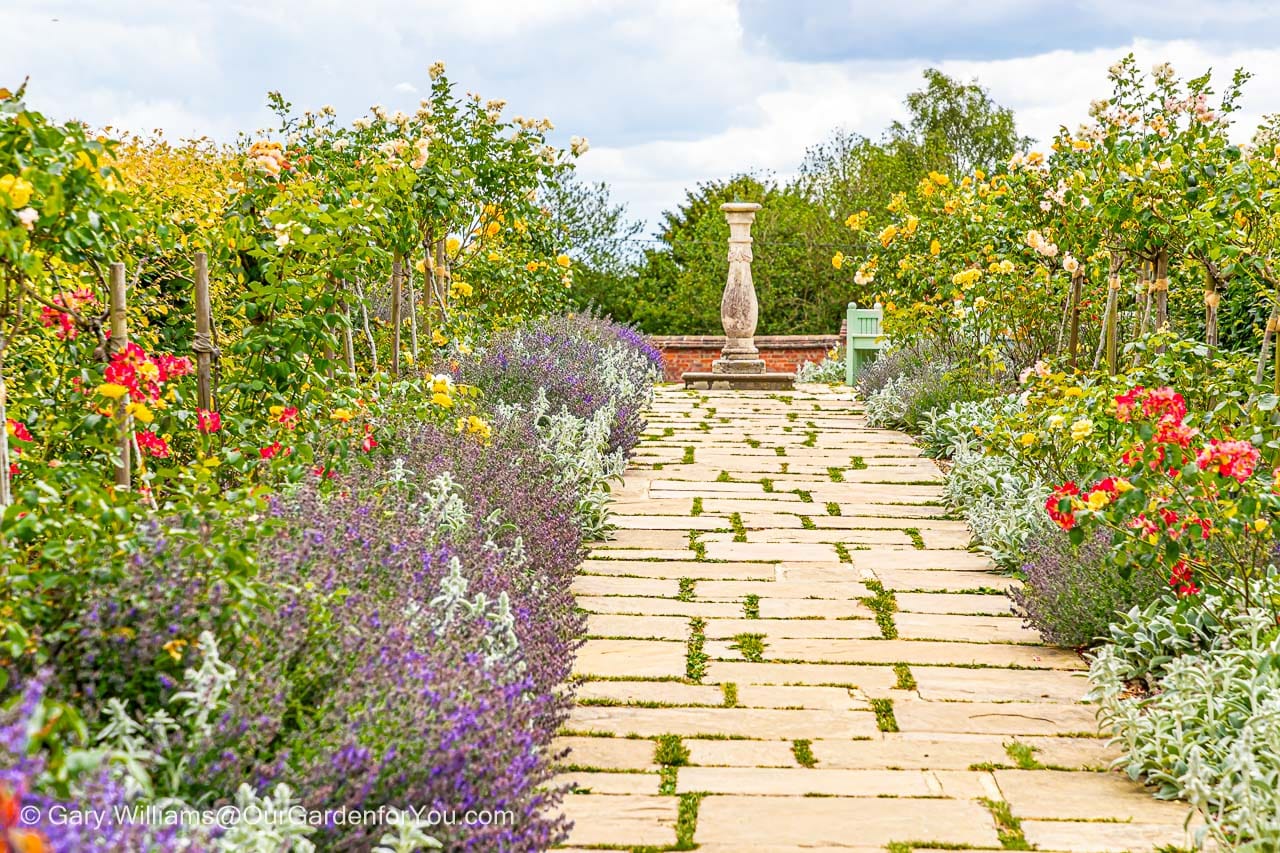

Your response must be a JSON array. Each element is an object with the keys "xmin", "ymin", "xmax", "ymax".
[
  {"xmin": 795, "ymin": 354, "xmax": 846, "ymax": 384},
  {"xmin": 373, "ymin": 814, "xmax": 444, "ymax": 852},
  {"xmin": 863, "ymin": 373, "xmax": 919, "ymax": 428},
  {"xmin": 214, "ymin": 783, "xmax": 318, "ymax": 852},
  {"xmin": 1090, "ymin": 602, "xmax": 1280, "ymax": 848}
]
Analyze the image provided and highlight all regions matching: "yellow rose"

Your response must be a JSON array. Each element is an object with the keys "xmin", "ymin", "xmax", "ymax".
[
  {"xmin": 0, "ymin": 174, "xmax": 34, "ymax": 208},
  {"xmin": 831, "ymin": 251, "xmax": 845, "ymax": 270},
  {"xmin": 432, "ymin": 329, "xmax": 448, "ymax": 346},
  {"xmin": 484, "ymin": 221, "xmax": 500, "ymax": 238},
  {"xmin": 126, "ymin": 402, "xmax": 154, "ymax": 424},
  {"xmin": 97, "ymin": 383, "xmax": 130, "ymax": 400},
  {"xmin": 1018, "ymin": 432, "xmax": 1036, "ymax": 447},
  {"xmin": 1070, "ymin": 418, "xmax": 1094, "ymax": 442},
  {"xmin": 1086, "ymin": 490, "xmax": 1111, "ymax": 510},
  {"xmin": 445, "ymin": 236, "xmax": 461, "ymax": 254},
  {"xmin": 556, "ymin": 254, "xmax": 571, "ymax": 268},
  {"xmin": 930, "ymin": 240, "xmax": 941, "ymax": 256},
  {"xmin": 431, "ymin": 392, "xmax": 453, "ymax": 408}
]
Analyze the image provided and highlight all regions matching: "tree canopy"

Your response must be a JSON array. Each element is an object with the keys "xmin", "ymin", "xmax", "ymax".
[{"xmin": 569, "ymin": 69, "xmax": 1030, "ymax": 336}]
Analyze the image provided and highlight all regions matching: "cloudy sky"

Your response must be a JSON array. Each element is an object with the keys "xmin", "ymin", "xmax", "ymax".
[{"xmin": 5, "ymin": 1, "xmax": 1280, "ymax": 233}]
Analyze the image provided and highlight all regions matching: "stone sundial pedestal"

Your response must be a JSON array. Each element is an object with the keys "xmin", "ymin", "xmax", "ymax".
[{"xmin": 683, "ymin": 202, "xmax": 796, "ymax": 390}]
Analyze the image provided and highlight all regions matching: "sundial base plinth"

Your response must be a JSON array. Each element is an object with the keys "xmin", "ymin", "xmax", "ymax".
[{"xmin": 681, "ymin": 370, "xmax": 796, "ymax": 391}]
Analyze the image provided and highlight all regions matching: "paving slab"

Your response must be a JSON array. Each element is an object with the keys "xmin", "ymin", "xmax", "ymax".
[
  {"xmin": 676, "ymin": 766, "xmax": 939, "ymax": 797},
  {"xmin": 685, "ymin": 739, "xmax": 800, "ymax": 768},
  {"xmin": 695, "ymin": 795, "xmax": 1001, "ymax": 847},
  {"xmin": 893, "ymin": 698, "xmax": 1101, "ymax": 735},
  {"xmin": 1021, "ymin": 819, "xmax": 1203, "ymax": 852},
  {"xmin": 560, "ymin": 795, "xmax": 677, "ymax": 848},
  {"xmin": 994, "ymin": 770, "xmax": 1197, "ymax": 822},
  {"xmin": 585, "ymin": 614, "xmax": 690, "ymax": 640},
  {"xmin": 554, "ymin": 770, "xmax": 660, "ymax": 795},
  {"xmin": 553, "ymin": 736, "xmax": 657, "ymax": 771},
  {"xmin": 567, "ymin": 705, "xmax": 880, "ymax": 739},
  {"xmin": 702, "ymin": 617, "xmax": 880, "ymax": 640},
  {"xmin": 574, "ymin": 680, "xmax": 723, "ymax": 707},
  {"xmin": 573, "ymin": 640, "xmax": 686, "ymax": 679}
]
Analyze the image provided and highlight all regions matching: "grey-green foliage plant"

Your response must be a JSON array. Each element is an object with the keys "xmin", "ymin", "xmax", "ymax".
[
  {"xmin": 1090, "ymin": 600, "xmax": 1278, "ymax": 849},
  {"xmin": 795, "ymin": 354, "xmax": 846, "ymax": 384}
]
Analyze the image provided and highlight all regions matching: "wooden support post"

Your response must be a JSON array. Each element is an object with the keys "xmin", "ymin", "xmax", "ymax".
[
  {"xmin": 109, "ymin": 262, "xmax": 131, "ymax": 490},
  {"xmin": 390, "ymin": 255, "xmax": 403, "ymax": 377},
  {"xmin": 1204, "ymin": 265, "xmax": 1220, "ymax": 349},
  {"xmin": 341, "ymin": 282, "xmax": 356, "ymax": 374},
  {"xmin": 406, "ymin": 262, "xmax": 420, "ymax": 366},
  {"xmin": 0, "ymin": 343, "xmax": 10, "ymax": 508},
  {"xmin": 1154, "ymin": 249, "xmax": 1169, "ymax": 332},
  {"xmin": 1067, "ymin": 268, "xmax": 1083, "ymax": 369},
  {"xmin": 193, "ymin": 252, "xmax": 214, "ymax": 412},
  {"xmin": 1105, "ymin": 255, "xmax": 1122, "ymax": 374}
]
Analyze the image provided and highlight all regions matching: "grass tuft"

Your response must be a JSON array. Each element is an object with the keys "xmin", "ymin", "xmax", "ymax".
[
  {"xmin": 686, "ymin": 618, "xmax": 708, "ymax": 682},
  {"xmin": 1004, "ymin": 741, "xmax": 1044, "ymax": 770},
  {"xmin": 674, "ymin": 792, "xmax": 703, "ymax": 850},
  {"xmin": 862, "ymin": 579, "xmax": 898, "ymax": 639},
  {"xmin": 892, "ymin": 662, "xmax": 917, "ymax": 691},
  {"xmin": 730, "ymin": 632, "xmax": 767, "ymax": 662},
  {"xmin": 871, "ymin": 698, "xmax": 899, "ymax": 732},
  {"xmin": 677, "ymin": 577, "xmax": 696, "ymax": 602},
  {"xmin": 655, "ymin": 733, "xmax": 690, "ymax": 766},
  {"xmin": 980, "ymin": 798, "xmax": 1031, "ymax": 849},
  {"xmin": 792, "ymin": 738, "xmax": 817, "ymax": 768}
]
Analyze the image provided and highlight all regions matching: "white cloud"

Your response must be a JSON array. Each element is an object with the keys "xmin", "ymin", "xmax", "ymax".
[{"xmin": 4, "ymin": 2, "xmax": 1280, "ymax": 232}]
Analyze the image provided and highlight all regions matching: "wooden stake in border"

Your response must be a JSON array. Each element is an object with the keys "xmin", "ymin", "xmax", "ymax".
[
  {"xmin": 108, "ymin": 262, "xmax": 131, "ymax": 490},
  {"xmin": 193, "ymin": 252, "xmax": 215, "ymax": 412},
  {"xmin": 390, "ymin": 254, "xmax": 403, "ymax": 377},
  {"xmin": 1105, "ymin": 254, "xmax": 1122, "ymax": 374},
  {"xmin": 1153, "ymin": 249, "xmax": 1170, "ymax": 332},
  {"xmin": 1067, "ymin": 267, "xmax": 1083, "ymax": 369},
  {"xmin": 340, "ymin": 281, "xmax": 356, "ymax": 374}
]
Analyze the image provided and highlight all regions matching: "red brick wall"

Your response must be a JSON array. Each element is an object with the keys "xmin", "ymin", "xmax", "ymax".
[{"xmin": 652, "ymin": 335, "xmax": 841, "ymax": 382}]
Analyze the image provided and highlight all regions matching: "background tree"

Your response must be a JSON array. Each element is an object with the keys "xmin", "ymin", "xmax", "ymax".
[
  {"xmin": 569, "ymin": 69, "xmax": 1029, "ymax": 336},
  {"xmin": 545, "ymin": 170, "xmax": 643, "ymax": 321}
]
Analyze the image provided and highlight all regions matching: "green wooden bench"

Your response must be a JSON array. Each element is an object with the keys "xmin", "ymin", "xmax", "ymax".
[{"xmin": 845, "ymin": 302, "xmax": 886, "ymax": 386}]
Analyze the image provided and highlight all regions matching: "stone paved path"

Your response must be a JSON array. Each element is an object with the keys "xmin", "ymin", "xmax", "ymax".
[{"xmin": 555, "ymin": 385, "xmax": 1199, "ymax": 852}]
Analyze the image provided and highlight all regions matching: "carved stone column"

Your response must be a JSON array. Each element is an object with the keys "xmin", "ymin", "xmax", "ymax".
[
  {"xmin": 681, "ymin": 201, "xmax": 795, "ymax": 390},
  {"xmin": 713, "ymin": 202, "xmax": 765, "ymax": 374}
]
